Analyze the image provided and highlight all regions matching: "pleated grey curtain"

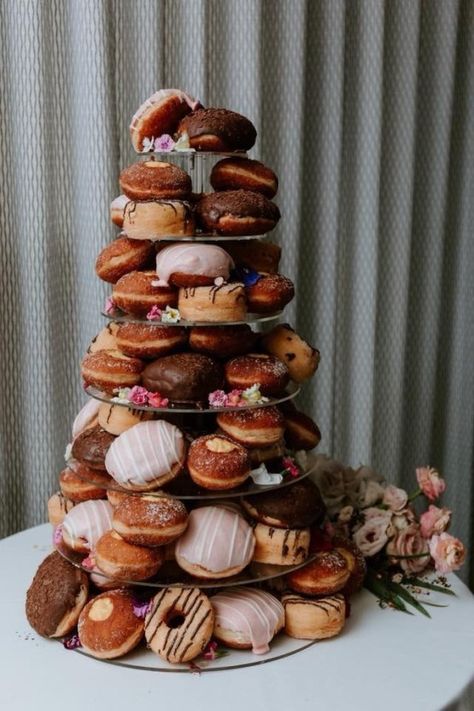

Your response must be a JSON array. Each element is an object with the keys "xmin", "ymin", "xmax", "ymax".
[{"xmin": 0, "ymin": 0, "xmax": 473, "ymax": 598}]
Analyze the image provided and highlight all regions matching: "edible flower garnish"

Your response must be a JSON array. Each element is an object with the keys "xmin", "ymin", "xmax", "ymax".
[
  {"xmin": 154, "ymin": 134, "xmax": 175, "ymax": 152},
  {"xmin": 249, "ymin": 464, "xmax": 284, "ymax": 486},
  {"xmin": 161, "ymin": 305, "xmax": 181, "ymax": 323},
  {"xmin": 208, "ymin": 384, "xmax": 268, "ymax": 408},
  {"xmin": 146, "ymin": 305, "xmax": 163, "ymax": 321},
  {"xmin": 141, "ymin": 137, "xmax": 155, "ymax": 153},
  {"xmin": 174, "ymin": 132, "xmax": 193, "ymax": 152},
  {"xmin": 53, "ymin": 525, "xmax": 63, "ymax": 546},
  {"xmin": 282, "ymin": 456, "xmax": 300, "ymax": 478},
  {"xmin": 112, "ymin": 386, "xmax": 168, "ymax": 409},
  {"xmin": 202, "ymin": 640, "xmax": 229, "ymax": 660},
  {"xmin": 104, "ymin": 296, "xmax": 117, "ymax": 315},
  {"xmin": 81, "ymin": 554, "xmax": 96, "ymax": 571},
  {"xmin": 132, "ymin": 597, "xmax": 152, "ymax": 619},
  {"xmin": 63, "ymin": 634, "xmax": 82, "ymax": 650},
  {"xmin": 234, "ymin": 266, "xmax": 262, "ymax": 287}
]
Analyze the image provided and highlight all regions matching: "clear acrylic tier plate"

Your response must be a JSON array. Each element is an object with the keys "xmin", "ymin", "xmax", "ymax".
[{"xmin": 102, "ymin": 308, "xmax": 283, "ymax": 327}]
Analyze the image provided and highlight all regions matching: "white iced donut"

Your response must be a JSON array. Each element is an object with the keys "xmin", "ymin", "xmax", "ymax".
[{"xmin": 61, "ymin": 499, "xmax": 113, "ymax": 554}]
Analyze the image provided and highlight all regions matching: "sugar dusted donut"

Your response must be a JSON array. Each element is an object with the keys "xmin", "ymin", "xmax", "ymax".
[
  {"xmin": 155, "ymin": 243, "xmax": 234, "ymax": 288},
  {"xmin": 81, "ymin": 349, "xmax": 144, "ymax": 393},
  {"xmin": 225, "ymin": 353, "xmax": 290, "ymax": 397},
  {"xmin": 175, "ymin": 506, "xmax": 255, "ymax": 579},
  {"xmin": 47, "ymin": 492, "xmax": 76, "ymax": 526},
  {"xmin": 145, "ymin": 587, "xmax": 213, "ymax": 663},
  {"xmin": 211, "ymin": 587, "xmax": 284, "ymax": 654},
  {"xmin": 177, "ymin": 107, "xmax": 256, "ymax": 152},
  {"xmin": 106, "ymin": 486, "xmax": 130, "ymax": 508},
  {"xmin": 59, "ymin": 462, "xmax": 109, "ymax": 503},
  {"xmin": 283, "ymin": 407, "xmax": 321, "ymax": 451},
  {"xmin": 116, "ymin": 322, "xmax": 188, "ymax": 360},
  {"xmin": 78, "ymin": 589, "xmax": 144, "ymax": 659},
  {"xmin": 252, "ymin": 523, "xmax": 310, "ymax": 566},
  {"xmin": 242, "ymin": 479, "xmax": 326, "ymax": 529},
  {"xmin": 210, "ymin": 158, "xmax": 278, "ymax": 198},
  {"xmin": 72, "ymin": 398, "xmax": 101, "ymax": 440},
  {"xmin": 178, "ymin": 283, "xmax": 247, "ymax": 322},
  {"xmin": 130, "ymin": 89, "xmax": 201, "ymax": 152},
  {"xmin": 105, "ymin": 420, "xmax": 186, "ymax": 491},
  {"xmin": 120, "ymin": 161, "xmax": 192, "ymax": 201},
  {"xmin": 112, "ymin": 495, "xmax": 188, "ymax": 546},
  {"xmin": 87, "ymin": 323, "xmax": 120, "ymax": 354},
  {"xmin": 261, "ymin": 324, "xmax": 320, "ymax": 383},
  {"xmin": 224, "ymin": 239, "xmax": 281, "ymax": 274},
  {"xmin": 187, "ymin": 434, "xmax": 251, "ymax": 490},
  {"xmin": 71, "ymin": 424, "xmax": 116, "ymax": 471},
  {"xmin": 26, "ymin": 551, "xmax": 89, "ymax": 638},
  {"xmin": 112, "ymin": 270, "xmax": 178, "ymax": 317},
  {"xmin": 122, "ymin": 199, "xmax": 195, "ymax": 240},
  {"xmin": 246, "ymin": 273, "xmax": 294, "ymax": 314},
  {"xmin": 282, "ymin": 593, "xmax": 346, "ymax": 640},
  {"xmin": 196, "ymin": 190, "xmax": 280, "ymax": 236},
  {"xmin": 95, "ymin": 530, "xmax": 164, "ymax": 581},
  {"xmin": 216, "ymin": 406, "xmax": 285, "ymax": 448},
  {"xmin": 61, "ymin": 499, "xmax": 114, "ymax": 554},
  {"xmin": 142, "ymin": 353, "xmax": 224, "ymax": 405},
  {"xmin": 189, "ymin": 324, "xmax": 257, "ymax": 358},
  {"xmin": 95, "ymin": 236, "xmax": 154, "ymax": 284},
  {"xmin": 98, "ymin": 402, "xmax": 153, "ymax": 436},
  {"xmin": 287, "ymin": 550, "xmax": 351, "ymax": 596},
  {"xmin": 110, "ymin": 194, "xmax": 130, "ymax": 227}
]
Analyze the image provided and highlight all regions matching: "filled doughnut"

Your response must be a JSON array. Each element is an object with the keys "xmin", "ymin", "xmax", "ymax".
[
  {"xmin": 87, "ymin": 323, "xmax": 120, "ymax": 354},
  {"xmin": 332, "ymin": 536, "xmax": 367, "ymax": 596},
  {"xmin": 211, "ymin": 587, "xmax": 284, "ymax": 653},
  {"xmin": 61, "ymin": 499, "xmax": 114, "ymax": 554},
  {"xmin": 175, "ymin": 506, "xmax": 255, "ymax": 578},
  {"xmin": 145, "ymin": 587, "xmax": 214, "ymax": 663},
  {"xmin": 283, "ymin": 408, "xmax": 321, "ymax": 451},
  {"xmin": 225, "ymin": 353, "xmax": 290, "ymax": 397},
  {"xmin": 245, "ymin": 273, "xmax": 294, "ymax": 313},
  {"xmin": 178, "ymin": 283, "xmax": 247, "ymax": 322},
  {"xmin": 98, "ymin": 402, "xmax": 153, "ymax": 436},
  {"xmin": 261, "ymin": 324, "xmax": 320, "ymax": 383},
  {"xmin": 110, "ymin": 194, "xmax": 130, "ymax": 227},
  {"xmin": 187, "ymin": 434, "xmax": 251, "ymax": 490},
  {"xmin": 248, "ymin": 440, "xmax": 286, "ymax": 465},
  {"xmin": 112, "ymin": 495, "xmax": 188, "ymax": 546},
  {"xmin": 287, "ymin": 550, "xmax": 351, "ymax": 596},
  {"xmin": 120, "ymin": 161, "xmax": 192, "ymax": 201},
  {"xmin": 59, "ymin": 462, "xmax": 109, "ymax": 503},
  {"xmin": 71, "ymin": 398, "xmax": 101, "ymax": 440},
  {"xmin": 122, "ymin": 199, "xmax": 195, "ymax": 240},
  {"xmin": 130, "ymin": 89, "xmax": 201, "ymax": 152},
  {"xmin": 282, "ymin": 593, "xmax": 346, "ymax": 640},
  {"xmin": 142, "ymin": 353, "xmax": 224, "ymax": 405},
  {"xmin": 155, "ymin": 243, "xmax": 234, "ymax": 287},
  {"xmin": 78, "ymin": 589, "xmax": 144, "ymax": 659},
  {"xmin": 112, "ymin": 270, "xmax": 178, "ymax": 317},
  {"xmin": 252, "ymin": 523, "xmax": 310, "ymax": 566},
  {"xmin": 196, "ymin": 190, "xmax": 280, "ymax": 236},
  {"xmin": 116, "ymin": 322, "xmax": 188, "ymax": 359},
  {"xmin": 25, "ymin": 551, "xmax": 89, "ymax": 638},
  {"xmin": 47, "ymin": 492, "xmax": 76, "ymax": 526},
  {"xmin": 95, "ymin": 236, "xmax": 154, "ymax": 284},
  {"xmin": 70, "ymin": 424, "xmax": 116, "ymax": 471},
  {"xmin": 224, "ymin": 239, "xmax": 281, "ymax": 273},
  {"xmin": 94, "ymin": 530, "xmax": 164, "ymax": 581},
  {"xmin": 242, "ymin": 479, "xmax": 326, "ymax": 529},
  {"xmin": 176, "ymin": 107, "xmax": 256, "ymax": 152},
  {"xmin": 216, "ymin": 406, "xmax": 285, "ymax": 448},
  {"xmin": 210, "ymin": 158, "xmax": 278, "ymax": 198},
  {"xmin": 81, "ymin": 349, "xmax": 144, "ymax": 393},
  {"xmin": 189, "ymin": 324, "xmax": 257, "ymax": 358}
]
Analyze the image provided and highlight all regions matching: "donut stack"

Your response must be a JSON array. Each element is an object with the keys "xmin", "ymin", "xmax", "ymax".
[{"xmin": 26, "ymin": 89, "xmax": 364, "ymax": 669}]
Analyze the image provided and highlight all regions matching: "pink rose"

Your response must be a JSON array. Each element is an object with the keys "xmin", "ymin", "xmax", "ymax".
[
  {"xmin": 383, "ymin": 485, "xmax": 408, "ymax": 512},
  {"xmin": 429, "ymin": 533, "xmax": 466, "ymax": 574},
  {"xmin": 147, "ymin": 392, "xmax": 168, "ymax": 408},
  {"xmin": 353, "ymin": 510, "xmax": 392, "ymax": 557},
  {"xmin": 128, "ymin": 386, "xmax": 149, "ymax": 405},
  {"xmin": 386, "ymin": 524, "xmax": 430, "ymax": 574},
  {"xmin": 420, "ymin": 505, "xmax": 451, "ymax": 539},
  {"xmin": 416, "ymin": 466, "xmax": 446, "ymax": 501}
]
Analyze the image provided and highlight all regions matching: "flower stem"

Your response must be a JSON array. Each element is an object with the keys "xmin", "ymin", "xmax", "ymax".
[
  {"xmin": 389, "ymin": 552, "xmax": 430, "ymax": 559},
  {"xmin": 408, "ymin": 488, "xmax": 421, "ymax": 502}
]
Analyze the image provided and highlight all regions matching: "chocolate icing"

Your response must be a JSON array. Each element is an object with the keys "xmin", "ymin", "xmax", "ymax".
[
  {"xmin": 71, "ymin": 425, "xmax": 116, "ymax": 470},
  {"xmin": 25, "ymin": 551, "xmax": 87, "ymax": 637},
  {"xmin": 177, "ymin": 108, "xmax": 257, "ymax": 151},
  {"xmin": 196, "ymin": 190, "xmax": 280, "ymax": 223},
  {"xmin": 244, "ymin": 479, "xmax": 326, "ymax": 528},
  {"xmin": 142, "ymin": 352, "xmax": 224, "ymax": 403}
]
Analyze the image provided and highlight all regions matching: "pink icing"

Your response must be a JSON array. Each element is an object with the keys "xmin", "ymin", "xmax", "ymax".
[
  {"xmin": 71, "ymin": 398, "xmax": 101, "ymax": 440},
  {"xmin": 211, "ymin": 587, "xmax": 284, "ymax": 654},
  {"xmin": 105, "ymin": 420, "xmax": 185, "ymax": 487},
  {"xmin": 110, "ymin": 194, "xmax": 130, "ymax": 211},
  {"xmin": 62, "ymin": 500, "xmax": 113, "ymax": 552},
  {"xmin": 155, "ymin": 244, "xmax": 234, "ymax": 286},
  {"xmin": 175, "ymin": 506, "xmax": 255, "ymax": 573},
  {"xmin": 130, "ymin": 89, "xmax": 201, "ymax": 130}
]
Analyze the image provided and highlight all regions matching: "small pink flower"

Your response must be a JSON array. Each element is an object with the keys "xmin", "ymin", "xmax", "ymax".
[
  {"xmin": 147, "ymin": 392, "xmax": 169, "ymax": 408},
  {"xmin": 227, "ymin": 389, "xmax": 244, "ymax": 406},
  {"xmin": 154, "ymin": 134, "xmax": 176, "ymax": 152},
  {"xmin": 53, "ymin": 524, "xmax": 63, "ymax": 546},
  {"xmin": 203, "ymin": 640, "xmax": 218, "ymax": 660},
  {"xmin": 420, "ymin": 505, "xmax": 451, "ymax": 539},
  {"xmin": 383, "ymin": 485, "xmax": 408, "ymax": 512},
  {"xmin": 104, "ymin": 296, "xmax": 117, "ymax": 315},
  {"xmin": 416, "ymin": 466, "xmax": 446, "ymax": 501},
  {"xmin": 82, "ymin": 554, "xmax": 96, "ymax": 571},
  {"xmin": 127, "ymin": 386, "xmax": 149, "ymax": 405},
  {"xmin": 282, "ymin": 457, "xmax": 299, "ymax": 478},
  {"xmin": 386, "ymin": 524, "xmax": 430, "ymax": 574},
  {"xmin": 146, "ymin": 305, "xmax": 163, "ymax": 321},
  {"xmin": 63, "ymin": 634, "xmax": 82, "ymax": 650},
  {"xmin": 208, "ymin": 390, "xmax": 229, "ymax": 408},
  {"xmin": 353, "ymin": 511, "xmax": 392, "ymax": 556},
  {"xmin": 429, "ymin": 533, "xmax": 466, "ymax": 574}
]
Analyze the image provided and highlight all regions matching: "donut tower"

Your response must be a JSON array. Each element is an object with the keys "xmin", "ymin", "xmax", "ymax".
[{"xmin": 25, "ymin": 89, "xmax": 364, "ymax": 670}]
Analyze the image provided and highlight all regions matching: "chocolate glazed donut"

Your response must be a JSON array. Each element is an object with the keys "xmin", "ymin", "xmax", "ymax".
[
  {"xmin": 177, "ymin": 108, "xmax": 257, "ymax": 152},
  {"xmin": 196, "ymin": 190, "xmax": 280, "ymax": 236},
  {"xmin": 142, "ymin": 352, "xmax": 224, "ymax": 404}
]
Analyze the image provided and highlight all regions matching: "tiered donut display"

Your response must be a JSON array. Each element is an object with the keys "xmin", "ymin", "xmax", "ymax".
[{"xmin": 25, "ymin": 88, "xmax": 365, "ymax": 671}]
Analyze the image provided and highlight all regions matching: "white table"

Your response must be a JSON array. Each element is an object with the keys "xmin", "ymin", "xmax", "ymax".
[{"xmin": 1, "ymin": 524, "xmax": 473, "ymax": 711}]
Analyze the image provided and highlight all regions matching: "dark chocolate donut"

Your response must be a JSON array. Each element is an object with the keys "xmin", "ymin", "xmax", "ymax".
[
  {"xmin": 196, "ymin": 190, "xmax": 280, "ymax": 236},
  {"xmin": 142, "ymin": 352, "xmax": 224, "ymax": 404},
  {"xmin": 71, "ymin": 425, "xmax": 116, "ymax": 471},
  {"xmin": 176, "ymin": 108, "xmax": 257, "ymax": 152},
  {"xmin": 242, "ymin": 479, "xmax": 326, "ymax": 529}
]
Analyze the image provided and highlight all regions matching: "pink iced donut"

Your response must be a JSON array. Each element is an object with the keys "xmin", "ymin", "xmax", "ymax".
[
  {"xmin": 61, "ymin": 500, "xmax": 113, "ymax": 554},
  {"xmin": 155, "ymin": 243, "xmax": 234, "ymax": 287},
  {"xmin": 211, "ymin": 587, "xmax": 284, "ymax": 654},
  {"xmin": 105, "ymin": 420, "xmax": 186, "ymax": 492},
  {"xmin": 72, "ymin": 398, "xmax": 101, "ymax": 440},
  {"xmin": 175, "ymin": 506, "xmax": 255, "ymax": 579}
]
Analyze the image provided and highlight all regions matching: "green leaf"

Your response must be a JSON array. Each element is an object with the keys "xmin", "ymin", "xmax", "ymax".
[
  {"xmin": 364, "ymin": 572, "xmax": 413, "ymax": 615},
  {"xmin": 388, "ymin": 581, "xmax": 431, "ymax": 618},
  {"xmin": 403, "ymin": 577, "xmax": 456, "ymax": 596},
  {"xmin": 419, "ymin": 601, "xmax": 448, "ymax": 608}
]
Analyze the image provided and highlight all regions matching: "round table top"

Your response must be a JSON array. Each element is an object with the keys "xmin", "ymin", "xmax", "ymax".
[{"xmin": 2, "ymin": 524, "xmax": 474, "ymax": 711}]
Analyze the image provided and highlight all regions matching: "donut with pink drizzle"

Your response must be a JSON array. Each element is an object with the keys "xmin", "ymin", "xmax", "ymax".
[
  {"xmin": 61, "ymin": 500, "xmax": 113, "ymax": 554},
  {"xmin": 155, "ymin": 243, "xmax": 234, "ymax": 288},
  {"xmin": 130, "ymin": 89, "xmax": 201, "ymax": 152},
  {"xmin": 211, "ymin": 587, "xmax": 284, "ymax": 654},
  {"xmin": 105, "ymin": 420, "xmax": 186, "ymax": 492},
  {"xmin": 175, "ymin": 506, "xmax": 255, "ymax": 579},
  {"xmin": 71, "ymin": 398, "xmax": 101, "ymax": 440}
]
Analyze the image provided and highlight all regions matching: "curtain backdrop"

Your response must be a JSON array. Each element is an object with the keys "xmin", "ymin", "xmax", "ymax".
[{"xmin": 1, "ymin": 0, "xmax": 473, "ymax": 603}]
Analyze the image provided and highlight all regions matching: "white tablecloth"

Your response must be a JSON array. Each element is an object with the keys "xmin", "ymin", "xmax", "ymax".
[{"xmin": 1, "ymin": 524, "xmax": 473, "ymax": 711}]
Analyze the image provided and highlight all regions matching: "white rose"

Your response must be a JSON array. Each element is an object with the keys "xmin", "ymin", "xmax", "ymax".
[
  {"xmin": 353, "ymin": 515, "xmax": 390, "ymax": 557},
  {"xmin": 382, "ymin": 485, "xmax": 408, "ymax": 513}
]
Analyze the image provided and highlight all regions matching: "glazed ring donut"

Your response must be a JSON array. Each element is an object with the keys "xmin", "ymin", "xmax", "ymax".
[
  {"xmin": 98, "ymin": 402, "xmax": 154, "ymax": 436},
  {"xmin": 59, "ymin": 462, "xmax": 110, "ymax": 502},
  {"xmin": 225, "ymin": 353, "xmax": 290, "ymax": 397},
  {"xmin": 81, "ymin": 349, "xmax": 144, "ymax": 393},
  {"xmin": 110, "ymin": 194, "xmax": 130, "ymax": 227},
  {"xmin": 187, "ymin": 434, "xmax": 251, "ymax": 490},
  {"xmin": 178, "ymin": 283, "xmax": 247, "ymax": 323},
  {"xmin": 252, "ymin": 523, "xmax": 310, "ymax": 566},
  {"xmin": 283, "ymin": 408, "xmax": 321, "ymax": 451},
  {"xmin": 282, "ymin": 593, "xmax": 346, "ymax": 640},
  {"xmin": 210, "ymin": 158, "xmax": 278, "ymax": 198},
  {"xmin": 78, "ymin": 589, "xmax": 144, "ymax": 659},
  {"xmin": 87, "ymin": 323, "xmax": 119, "ymax": 354},
  {"xmin": 189, "ymin": 325, "xmax": 257, "ymax": 359},
  {"xmin": 116, "ymin": 322, "xmax": 188, "ymax": 359},
  {"xmin": 112, "ymin": 494, "xmax": 188, "ymax": 546},
  {"xmin": 70, "ymin": 425, "xmax": 116, "ymax": 472},
  {"xmin": 47, "ymin": 492, "xmax": 76, "ymax": 526},
  {"xmin": 246, "ymin": 273, "xmax": 294, "ymax": 314},
  {"xmin": 94, "ymin": 530, "xmax": 164, "ymax": 581},
  {"xmin": 216, "ymin": 406, "xmax": 285, "ymax": 448},
  {"xmin": 176, "ymin": 108, "xmax": 256, "ymax": 152},
  {"xmin": 287, "ymin": 550, "xmax": 351, "ymax": 596},
  {"xmin": 196, "ymin": 190, "xmax": 280, "ymax": 236},
  {"xmin": 224, "ymin": 239, "xmax": 281, "ymax": 273},
  {"xmin": 130, "ymin": 89, "xmax": 200, "ymax": 152},
  {"xmin": 95, "ymin": 236, "xmax": 155, "ymax": 284},
  {"xmin": 261, "ymin": 324, "xmax": 320, "ymax": 382},
  {"xmin": 145, "ymin": 587, "xmax": 214, "ymax": 663},
  {"xmin": 241, "ymin": 479, "xmax": 326, "ymax": 529},
  {"xmin": 120, "ymin": 160, "xmax": 192, "ymax": 201},
  {"xmin": 112, "ymin": 270, "xmax": 178, "ymax": 317}
]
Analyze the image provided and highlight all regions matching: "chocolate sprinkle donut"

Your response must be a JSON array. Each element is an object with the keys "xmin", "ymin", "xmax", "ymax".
[{"xmin": 177, "ymin": 108, "xmax": 257, "ymax": 151}]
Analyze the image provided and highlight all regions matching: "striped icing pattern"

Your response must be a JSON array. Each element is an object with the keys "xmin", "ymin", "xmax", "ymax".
[
  {"xmin": 105, "ymin": 420, "xmax": 185, "ymax": 487},
  {"xmin": 71, "ymin": 398, "xmax": 101, "ymax": 440},
  {"xmin": 62, "ymin": 499, "xmax": 113, "ymax": 550},
  {"xmin": 211, "ymin": 587, "xmax": 283, "ymax": 654}
]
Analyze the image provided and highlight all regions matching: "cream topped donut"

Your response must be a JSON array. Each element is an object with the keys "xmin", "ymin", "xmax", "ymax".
[
  {"xmin": 155, "ymin": 243, "xmax": 234, "ymax": 287},
  {"xmin": 105, "ymin": 420, "xmax": 186, "ymax": 491},
  {"xmin": 175, "ymin": 506, "xmax": 255, "ymax": 579},
  {"xmin": 72, "ymin": 398, "xmax": 101, "ymax": 440},
  {"xmin": 61, "ymin": 499, "xmax": 113, "ymax": 554},
  {"xmin": 211, "ymin": 587, "xmax": 284, "ymax": 654},
  {"xmin": 130, "ymin": 89, "xmax": 201, "ymax": 152}
]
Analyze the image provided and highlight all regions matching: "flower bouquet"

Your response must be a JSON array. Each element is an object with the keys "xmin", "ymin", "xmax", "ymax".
[{"xmin": 312, "ymin": 456, "xmax": 467, "ymax": 616}]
